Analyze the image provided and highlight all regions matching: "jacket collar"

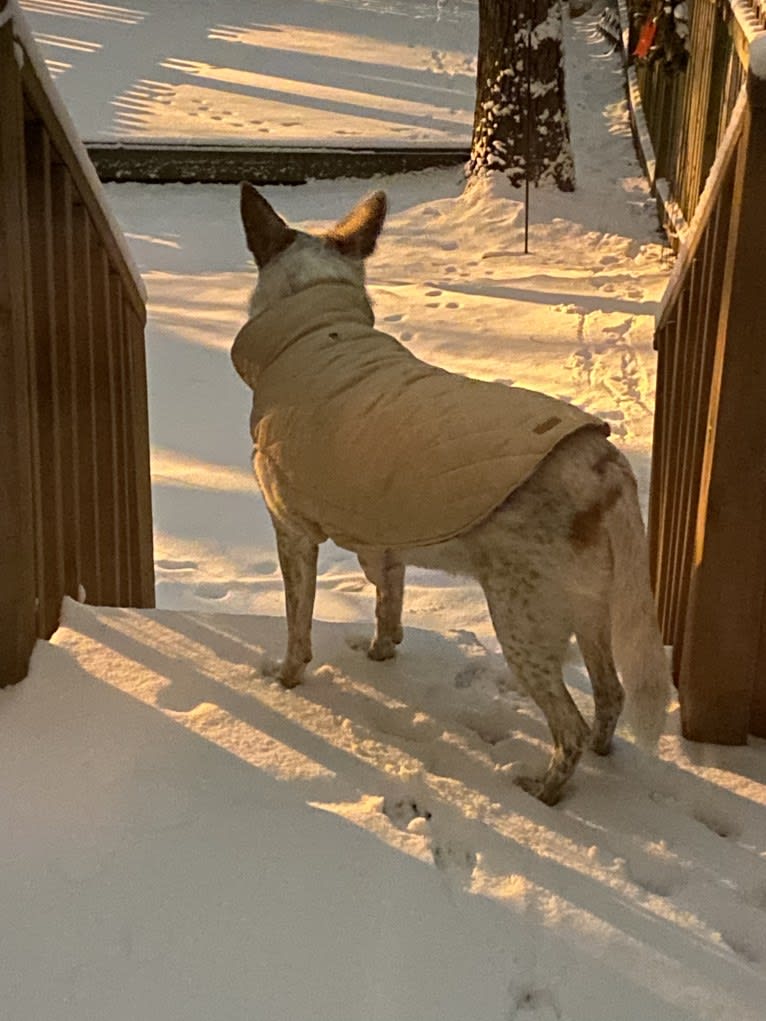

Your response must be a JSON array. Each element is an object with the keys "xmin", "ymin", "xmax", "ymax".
[{"xmin": 232, "ymin": 282, "xmax": 375, "ymax": 388}]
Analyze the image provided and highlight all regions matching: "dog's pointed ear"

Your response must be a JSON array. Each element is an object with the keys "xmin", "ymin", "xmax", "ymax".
[
  {"xmin": 326, "ymin": 191, "xmax": 387, "ymax": 259},
  {"xmin": 240, "ymin": 182, "xmax": 297, "ymax": 268}
]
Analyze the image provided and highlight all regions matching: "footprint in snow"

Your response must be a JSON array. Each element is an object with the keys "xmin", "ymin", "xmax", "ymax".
[
  {"xmin": 343, "ymin": 631, "xmax": 370, "ymax": 652},
  {"xmin": 383, "ymin": 797, "xmax": 431, "ymax": 830},
  {"xmin": 454, "ymin": 663, "xmax": 482, "ymax": 689},
  {"xmin": 245, "ymin": 560, "xmax": 276, "ymax": 575},
  {"xmin": 720, "ymin": 928, "xmax": 763, "ymax": 965},
  {"xmin": 432, "ymin": 839, "xmax": 477, "ymax": 878},
  {"xmin": 156, "ymin": 558, "xmax": 198, "ymax": 571},
  {"xmin": 601, "ymin": 317, "xmax": 633, "ymax": 339},
  {"xmin": 195, "ymin": 581, "xmax": 229, "ymax": 599},
  {"xmin": 691, "ymin": 804, "xmax": 742, "ymax": 840},
  {"xmin": 623, "ymin": 854, "xmax": 685, "ymax": 899},
  {"xmin": 507, "ymin": 983, "xmax": 562, "ymax": 1020}
]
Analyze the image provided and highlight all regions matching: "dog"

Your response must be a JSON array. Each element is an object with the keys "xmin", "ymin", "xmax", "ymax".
[{"xmin": 232, "ymin": 183, "xmax": 671, "ymax": 805}]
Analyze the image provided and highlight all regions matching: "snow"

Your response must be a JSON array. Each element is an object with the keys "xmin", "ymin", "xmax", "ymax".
[
  {"xmin": 4, "ymin": 2, "xmax": 766, "ymax": 1019},
  {"xmin": 658, "ymin": 84, "xmax": 748, "ymax": 324},
  {"xmin": 6, "ymin": 0, "xmax": 145, "ymax": 297},
  {"xmin": 730, "ymin": 0, "xmax": 766, "ymax": 45},
  {"xmin": 18, "ymin": 0, "xmax": 477, "ymax": 146},
  {"xmin": 749, "ymin": 31, "xmax": 766, "ymax": 78}
]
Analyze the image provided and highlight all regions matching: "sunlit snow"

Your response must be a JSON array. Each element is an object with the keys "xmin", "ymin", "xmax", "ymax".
[{"xmin": 4, "ymin": 3, "xmax": 766, "ymax": 1020}]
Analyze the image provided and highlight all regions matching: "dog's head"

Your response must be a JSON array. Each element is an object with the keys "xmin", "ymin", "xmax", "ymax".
[{"xmin": 240, "ymin": 182, "xmax": 387, "ymax": 312}]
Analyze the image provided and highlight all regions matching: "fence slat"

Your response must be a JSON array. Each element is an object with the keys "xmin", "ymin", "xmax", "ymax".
[
  {"xmin": 18, "ymin": 56, "xmax": 144, "ymax": 319},
  {"xmin": 664, "ymin": 266, "xmax": 698, "ymax": 658},
  {"xmin": 50, "ymin": 161, "xmax": 82, "ymax": 601},
  {"xmin": 71, "ymin": 203, "xmax": 103, "ymax": 605},
  {"xmin": 90, "ymin": 243, "xmax": 122, "ymax": 604},
  {"xmin": 110, "ymin": 273, "xmax": 133, "ymax": 606},
  {"xmin": 654, "ymin": 289, "xmax": 688, "ymax": 642},
  {"xmin": 24, "ymin": 120, "xmax": 66, "ymax": 638},
  {"xmin": 127, "ymin": 307, "xmax": 156, "ymax": 607},
  {"xmin": 0, "ymin": 20, "xmax": 38, "ymax": 685}
]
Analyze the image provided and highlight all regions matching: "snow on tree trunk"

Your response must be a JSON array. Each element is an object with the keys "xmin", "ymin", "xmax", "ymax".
[{"xmin": 469, "ymin": 0, "xmax": 575, "ymax": 191}]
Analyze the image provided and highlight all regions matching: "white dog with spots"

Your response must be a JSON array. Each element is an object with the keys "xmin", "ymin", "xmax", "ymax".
[{"xmin": 232, "ymin": 184, "xmax": 670, "ymax": 805}]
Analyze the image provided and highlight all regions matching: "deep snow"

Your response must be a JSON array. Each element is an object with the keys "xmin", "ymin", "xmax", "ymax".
[{"xmin": 3, "ymin": 2, "xmax": 766, "ymax": 1019}]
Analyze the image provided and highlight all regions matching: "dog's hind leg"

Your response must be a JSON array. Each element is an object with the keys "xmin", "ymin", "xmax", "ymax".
[
  {"xmin": 357, "ymin": 549, "xmax": 405, "ymax": 661},
  {"xmin": 576, "ymin": 625, "xmax": 625, "ymax": 755},
  {"xmin": 577, "ymin": 627, "xmax": 624, "ymax": 755},
  {"xmin": 273, "ymin": 522, "xmax": 318, "ymax": 687},
  {"xmin": 482, "ymin": 580, "xmax": 589, "ymax": 805}
]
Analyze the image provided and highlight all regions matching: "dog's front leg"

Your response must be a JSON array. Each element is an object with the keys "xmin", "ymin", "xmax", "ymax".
[
  {"xmin": 273, "ymin": 522, "xmax": 318, "ymax": 687},
  {"xmin": 357, "ymin": 549, "xmax": 405, "ymax": 660}
]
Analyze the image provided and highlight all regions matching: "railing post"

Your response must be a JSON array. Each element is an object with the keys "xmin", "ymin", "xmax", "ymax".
[
  {"xmin": 0, "ymin": 17, "xmax": 38, "ymax": 685},
  {"xmin": 678, "ymin": 39, "xmax": 766, "ymax": 742}
]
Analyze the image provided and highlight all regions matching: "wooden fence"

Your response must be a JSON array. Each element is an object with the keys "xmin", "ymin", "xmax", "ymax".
[
  {"xmin": 647, "ymin": 35, "xmax": 766, "ymax": 743},
  {"xmin": 628, "ymin": 0, "xmax": 766, "ymax": 242},
  {"xmin": 0, "ymin": 1, "xmax": 154, "ymax": 687}
]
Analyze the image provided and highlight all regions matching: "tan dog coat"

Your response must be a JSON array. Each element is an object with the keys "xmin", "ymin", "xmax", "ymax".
[{"xmin": 232, "ymin": 283, "xmax": 608, "ymax": 551}]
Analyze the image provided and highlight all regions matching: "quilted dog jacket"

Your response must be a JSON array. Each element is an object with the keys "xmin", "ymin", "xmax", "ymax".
[{"xmin": 232, "ymin": 282, "xmax": 608, "ymax": 551}]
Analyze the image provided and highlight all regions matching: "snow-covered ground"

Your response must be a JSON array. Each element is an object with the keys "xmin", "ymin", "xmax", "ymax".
[
  {"xmin": 19, "ymin": 0, "xmax": 477, "ymax": 145},
  {"xmin": 3, "ymin": 3, "xmax": 766, "ymax": 1019}
]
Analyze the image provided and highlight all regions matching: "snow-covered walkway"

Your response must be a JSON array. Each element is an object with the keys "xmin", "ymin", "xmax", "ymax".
[{"xmin": 3, "ymin": 3, "xmax": 766, "ymax": 1019}]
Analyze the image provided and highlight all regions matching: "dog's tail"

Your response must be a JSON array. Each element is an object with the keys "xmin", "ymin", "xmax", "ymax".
[{"xmin": 605, "ymin": 457, "xmax": 671, "ymax": 748}]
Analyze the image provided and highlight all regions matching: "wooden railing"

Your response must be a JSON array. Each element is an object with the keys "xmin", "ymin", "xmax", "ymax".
[
  {"xmin": 0, "ymin": 0, "xmax": 154, "ymax": 687},
  {"xmin": 648, "ymin": 44, "xmax": 766, "ymax": 743},
  {"xmin": 626, "ymin": 0, "xmax": 766, "ymax": 243}
]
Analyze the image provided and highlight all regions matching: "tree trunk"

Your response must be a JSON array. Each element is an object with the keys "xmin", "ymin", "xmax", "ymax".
[{"xmin": 469, "ymin": 0, "xmax": 575, "ymax": 191}]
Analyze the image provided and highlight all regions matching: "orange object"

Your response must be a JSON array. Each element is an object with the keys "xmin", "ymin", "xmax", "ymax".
[{"xmin": 634, "ymin": 19, "xmax": 658, "ymax": 58}]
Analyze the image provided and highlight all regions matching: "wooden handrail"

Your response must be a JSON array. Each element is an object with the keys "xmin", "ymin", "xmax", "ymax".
[
  {"xmin": 649, "ymin": 45, "xmax": 766, "ymax": 741},
  {"xmin": 1, "ymin": 0, "xmax": 145, "ymax": 314},
  {"xmin": 656, "ymin": 86, "xmax": 747, "ymax": 333},
  {"xmin": 0, "ymin": 0, "xmax": 154, "ymax": 686}
]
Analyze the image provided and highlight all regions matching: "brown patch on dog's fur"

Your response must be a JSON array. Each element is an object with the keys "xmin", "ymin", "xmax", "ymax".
[
  {"xmin": 570, "ymin": 486, "xmax": 622, "ymax": 548},
  {"xmin": 592, "ymin": 451, "xmax": 616, "ymax": 475}
]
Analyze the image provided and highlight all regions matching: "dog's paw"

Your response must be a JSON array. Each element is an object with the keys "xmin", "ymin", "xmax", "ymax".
[
  {"xmin": 276, "ymin": 657, "xmax": 309, "ymax": 688},
  {"xmin": 367, "ymin": 637, "xmax": 397, "ymax": 662},
  {"xmin": 514, "ymin": 774, "xmax": 562, "ymax": 807},
  {"xmin": 588, "ymin": 728, "xmax": 613, "ymax": 756}
]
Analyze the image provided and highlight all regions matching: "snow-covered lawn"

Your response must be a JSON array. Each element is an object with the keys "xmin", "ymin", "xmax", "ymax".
[
  {"xmin": 19, "ymin": 0, "xmax": 477, "ymax": 145},
  {"xmin": 3, "ymin": 3, "xmax": 766, "ymax": 1019}
]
